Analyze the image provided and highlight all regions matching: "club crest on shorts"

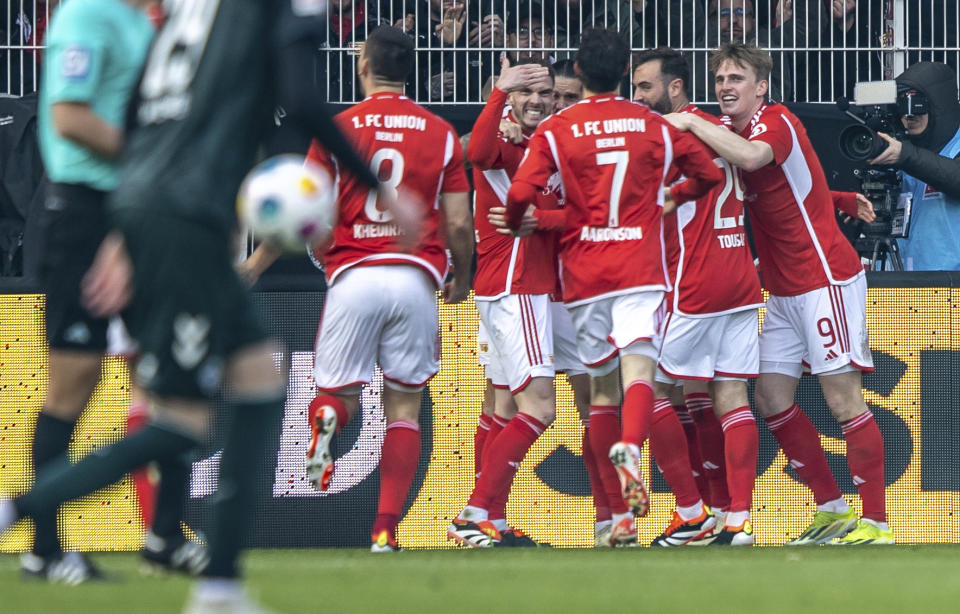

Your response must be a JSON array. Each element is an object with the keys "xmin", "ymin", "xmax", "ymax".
[{"xmin": 172, "ymin": 313, "xmax": 210, "ymax": 370}]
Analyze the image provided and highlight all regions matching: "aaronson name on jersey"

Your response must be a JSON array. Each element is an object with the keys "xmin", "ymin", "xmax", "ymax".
[{"xmin": 579, "ymin": 226, "xmax": 643, "ymax": 242}]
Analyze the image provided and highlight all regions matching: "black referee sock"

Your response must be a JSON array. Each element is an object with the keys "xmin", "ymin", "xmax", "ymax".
[
  {"xmin": 151, "ymin": 453, "xmax": 192, "ymax": 541},
  {"xmin": 203, "ymin": 395, "xmax": 284, "ymax": 579},
  {"xmin": 16, "ymin": 425, "xmax": 197, "ymax": 522},
  {"xmin": 30, "ymin": 412, "xmax": 75, "ymax": 557}
]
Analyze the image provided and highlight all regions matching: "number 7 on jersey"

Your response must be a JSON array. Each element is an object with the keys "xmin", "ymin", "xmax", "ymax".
[{"xmin": 597, "ymin": 150, "xmax": 628, "ymax": 227}]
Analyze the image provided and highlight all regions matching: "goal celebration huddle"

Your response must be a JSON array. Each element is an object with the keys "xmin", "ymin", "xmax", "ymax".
[
  {"xmin": 0, "ymin": 6, "xmax": 895, "ymax": 611},
  {"xmin": 257, "ymin": 26, "xmax": 891, "ymax": 550}
]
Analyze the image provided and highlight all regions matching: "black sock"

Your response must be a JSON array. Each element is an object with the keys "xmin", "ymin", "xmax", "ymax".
[
  {"xmin": 203, "ymin": 395, "xmax": 284, "ymax": 579},
  {"xmin": 30, "ymin": 412, "xmax": 75, "ymax": 557},
  {"xmin": 16, "ymin": 425, "xmax": 197, "ymax": 521},
  {"xmin": 150, "ymin": 453, "xmax": 192, "ymax": 541}
]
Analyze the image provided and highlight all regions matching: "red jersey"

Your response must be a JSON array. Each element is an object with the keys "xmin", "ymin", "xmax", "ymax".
[
  {"xmin": 307, "ymin": 93, "xmax": 469, "ymax": 288},
  {"xmin": 468, "ymin": 87, "xmax": 559, "ymax": 299},
  {"xmin": 507, "ymin": 95, "xmax": 722, "ymax": 306},
  {"xmin": 736, "ymin": 103, "xmax": 862, "ymax": 296},
  {"xmin": 663, "ymin": 105, "xmax": 763, "ymax": 316}
]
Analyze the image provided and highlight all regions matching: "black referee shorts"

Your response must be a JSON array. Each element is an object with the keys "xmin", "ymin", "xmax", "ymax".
[{"xmin": 38, "ymin": 182, "xmax": 111, "ymax": 351}]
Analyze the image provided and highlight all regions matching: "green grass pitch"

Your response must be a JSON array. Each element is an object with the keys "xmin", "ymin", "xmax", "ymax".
[{"xmin": 2, "ymin": 546, "xmax": 959, "ymax": 613}]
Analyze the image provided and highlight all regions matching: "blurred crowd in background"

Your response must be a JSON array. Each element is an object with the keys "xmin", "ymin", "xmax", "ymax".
[{"xmin": 3, "ymin": 1, "xmax": 960, "ymax": 104}]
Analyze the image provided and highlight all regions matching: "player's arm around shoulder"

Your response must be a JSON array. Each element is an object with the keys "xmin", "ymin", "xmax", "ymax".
[
  {"xmin": 663, "ymin": 111, "xmax": 773, "ymax": 172},
  {"xmin": 666, "ymin": 124, "xmax": 724, "ymax": 205}
]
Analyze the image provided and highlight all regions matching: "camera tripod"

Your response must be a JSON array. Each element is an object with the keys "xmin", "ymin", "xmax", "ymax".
[{"xmin": 856, "ymin": 235, "xmax": 903, "ymax": 271}]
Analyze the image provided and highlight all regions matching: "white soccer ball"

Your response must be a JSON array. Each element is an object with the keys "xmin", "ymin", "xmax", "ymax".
[{"xmin": 237, "ymin": 154, "xmax": 337, "ymax": 252}]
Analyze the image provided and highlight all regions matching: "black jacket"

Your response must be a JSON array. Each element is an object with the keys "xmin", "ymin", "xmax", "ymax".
[
  {"xmin": 893, "ymin": 62, "xmax": 960, "ymax": 200},
  {"xmin": 0, "ymin": 94, "xmax": 45, "ymax": 276}
]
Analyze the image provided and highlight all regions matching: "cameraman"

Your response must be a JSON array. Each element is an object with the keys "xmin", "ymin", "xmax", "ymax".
[{"xmin": 869, "ymin": 62, "xmax": 960, "ymax": 270}]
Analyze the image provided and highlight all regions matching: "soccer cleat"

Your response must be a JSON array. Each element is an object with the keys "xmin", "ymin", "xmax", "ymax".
[
  {"xmin": 22, "ymin": 552, "xmax": 107, "ymax": 585},
  {"xmin": 594, "ymin": 523, "xmax": 613, "ymax": 548},
  {"xmin": 141, "ymin": 531, "xmax": 209, "ymax": 575},
  {"xmin": 786, "ymin": 508, "xmax": 858, "ymax": 546},
  {"xmin": 830, "ymin": 520, "xmax": 896, "ymax": 545},
  {"xmin": 20, "ymin": 552, "xmax": 59, "ymax": 581},
  {"xmin": 370, "ymin": 529, "xmax": 400, "ymax": 553},
  {"xmin": 650, "ymin": 507, "xmax": 718, "ymax": 547},
  {"xmin": 496, "ymin": 527, "xmax": 547, "ymax": 548},
  {"xmin": 447, "ymin": 518, "xmax": 501, "ymax": 548},
  {"xmin": 608, "ymin": 515, "xmax": 639, "ymax": 547},
  {"xmin": 305, "ymin": 403, "xmax": 338, "ymax": 491},
  {"xmin": 608, "ymin": 442, "xmax": 650, "ymax": 517},
  {"xmin": 709, "ymin": 520, "xmax": 755, "ymax": 546}
]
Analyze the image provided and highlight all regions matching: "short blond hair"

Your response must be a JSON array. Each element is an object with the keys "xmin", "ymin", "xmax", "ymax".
[{"xmin": 709, "ymin": 42, "xmax": 772, "ymax": 82}]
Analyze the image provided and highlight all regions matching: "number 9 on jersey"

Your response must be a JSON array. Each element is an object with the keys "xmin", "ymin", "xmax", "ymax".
[{"xmin": 237, "ymin": 154, "xmax": 337, "ymax": 253}]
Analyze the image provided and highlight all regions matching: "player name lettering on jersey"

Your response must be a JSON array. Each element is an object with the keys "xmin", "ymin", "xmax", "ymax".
[
  {"xmin": 353, "ymin": 223, "xmax": 402, "ymax": 239},
  {"xmin": 375, "ymin": 131, "xmax": 403, "ymax": 142},
  {"xmin": 579, "ymin": 225, "xmax": 643, "ymax": 242},
  {"xmin": 351, "ymin": 114, "xmax": 427, "ymax": 131},
  {"xmin": 596, "ymin": 137, "xmax": 626, "ymax": 148},
  {"xmin": 138, "ymin": 94, "xmax": 190, "ymax": 125},
  {"xmin": 571, "ymin": 118, "xmax": 646, "ymax": 138},
  {"xmin": 717, "ymin": 232, "xmax": 746, "ymax": 249}
]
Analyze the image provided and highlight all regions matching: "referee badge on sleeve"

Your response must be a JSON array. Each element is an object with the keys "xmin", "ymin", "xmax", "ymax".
[{"xmin": 62, "ymin": 46, "xmax": 92, "ymax": 79}]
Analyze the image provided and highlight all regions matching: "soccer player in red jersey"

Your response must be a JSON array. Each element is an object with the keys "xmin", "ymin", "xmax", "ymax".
[
  {"xmin": 449, "ymin": 58, "xmax": 604, "ymax": 547},
  {"xmin": 302, "ymin": 26, "xmax": 473, "ymax": 552},
  {"xmin": 633, "ymin": 48, "xmax": 763, "ymax": 546},
  {"xmin": 504, "ymin": 28, "xmax": 723, "ymax": 544},
  {"xmin": 544, "ymin": 59, "xmax": 620, "ymax": 548},
  {"xmin": 484, "ymin": 61, "xmax": 623, "ymax": 547},
  {"xmin": 665, "ymin": 42, "xmax": 894, "ymax": 545}
]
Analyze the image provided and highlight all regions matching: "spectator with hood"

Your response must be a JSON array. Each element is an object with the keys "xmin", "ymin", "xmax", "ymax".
[{"xmin": 869, "ymin": 61, "xmax": 960, "ymax": 270}]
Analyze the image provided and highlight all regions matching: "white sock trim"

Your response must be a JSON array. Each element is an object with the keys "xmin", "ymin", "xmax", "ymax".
[
  {"xmin": 677, "ymin": 500, "xmax": 705, "ymax": 522},
  {"xmin": 817, "ymin": 497, "xmax": 850, "ymax": 514},
  {"xmin": 459, "ymin": 505, "xmax": 489, "ymax": 522}
]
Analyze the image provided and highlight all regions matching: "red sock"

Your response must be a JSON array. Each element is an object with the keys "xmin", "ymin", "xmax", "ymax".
[
  {"xmin": 720, "ymin": 407, "xmax": 759, "ymax": 514},
  {"xmin": 468, "ymin": 413, "xmax": 545, "ymax": 510},
  {"xmin": 588, "ymin": 405, "xmax": 628, "ymax": 515},
  {"xmin": 649, "ymin": 399, "xmax": 701, "ymax": 508},
  {"xmin": 126, "ymin": 404, "xmax": 156, "ymax": 528},
  {"xmin": 621, "ymin": 380, "xmax": 653, "ymax": 446},
  {"xmin": 674, "ymin": 404, "xmax": 710, "ymax": 503},
  {"xmin": 582, "ymin": 421, "xmax": 612, "ymax": 522},
  {"xmin": 474, "ymin": 414, "xmax": 493, "ymax": 478},
  {"xmin": 377, "ymin": 420, "xmax": 420, "ymax": 530},
  {"xmin": 309, "ymin": 394, "xmax": 349, "ymax": 431},
  {"xmin": 842, "ymin": 411, "xmax": 886, "ymax": 522},
  {"xmin": 485, "ymin": 415, "xmax": 512, "ymax": 522},
  {"xmin": 765, "ymin": 404, "xmax": 842, "ymax": 505},
  {"xmin": 480, "ymin": 414, "xmax": 509, "ymax": 473},
  {"xmin": 686, "ymin": 393, "xmax": 730, "ymax": 510}
]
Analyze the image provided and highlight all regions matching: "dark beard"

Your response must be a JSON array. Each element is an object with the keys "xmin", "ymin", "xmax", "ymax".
[{"xmin": 651, "ymin": 97, "xmax": 673, "ymax": 115}]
